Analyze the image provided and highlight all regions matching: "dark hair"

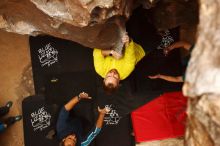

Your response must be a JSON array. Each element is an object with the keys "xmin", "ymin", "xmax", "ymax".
[
  {"xmin": 60, "ymin": 134, "xmax": 77, "ymax": 146},
  {"xmin": 103, "ymin": 82, "xmax": 119, "ymax": 95},
  {"xmin": 59, "ymin": 141, "xmax": 65, "ymax": 146}
]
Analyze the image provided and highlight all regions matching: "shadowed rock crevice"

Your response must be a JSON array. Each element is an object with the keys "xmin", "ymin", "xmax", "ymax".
[{"xmin": 183, "ymin": 0, "xmax": 220, "ymax": 145}]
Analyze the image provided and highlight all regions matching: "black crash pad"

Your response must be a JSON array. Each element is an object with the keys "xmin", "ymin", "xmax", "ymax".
[
  {"xmin": 29, "ymin": 35, "xmax": 93, "ymax": 94},
  {"xmin": 22, "ymin": 95, "xmax": 60, "ymax": 146},
  {"xmin": 95, "ymin": 114, "xmax": 135, "ymax": 146}
]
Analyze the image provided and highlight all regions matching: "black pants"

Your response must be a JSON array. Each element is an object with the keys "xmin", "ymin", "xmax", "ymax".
[
  {"xmin": 0, "ymin": 106, "xmax": 15, "ymax": 127},
  {"xmin": 0, "ymin": 106, "xmax": 9, "ymax": 117}
]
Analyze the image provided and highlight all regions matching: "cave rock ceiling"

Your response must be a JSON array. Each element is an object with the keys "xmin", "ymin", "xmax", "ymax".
[{"xmin": 0, "ymin": 0, "xmax": 197, "ymax": 52}]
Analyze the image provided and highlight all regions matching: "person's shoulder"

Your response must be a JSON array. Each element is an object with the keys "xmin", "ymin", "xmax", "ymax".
[{"xmin": 93, "ymin": 48, "xmax": 101, "ymax": 53}]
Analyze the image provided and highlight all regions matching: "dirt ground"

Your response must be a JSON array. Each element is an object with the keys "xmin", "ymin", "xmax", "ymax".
[
  {"xmin": 0, "ymin": 30, "xmax": 184, "ymax": 146},
  {"xmin": 0, "ymin": 30, "xmax": 34, "ymax": 146}
]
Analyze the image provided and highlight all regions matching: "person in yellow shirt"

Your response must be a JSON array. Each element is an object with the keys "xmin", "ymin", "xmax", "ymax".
[{"xmin": 93, "ymin": 34, "xmax": 146, "ymax": 94}]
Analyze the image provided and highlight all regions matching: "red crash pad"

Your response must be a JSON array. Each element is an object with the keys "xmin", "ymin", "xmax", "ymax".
[{"xmin": 131, "ymin": 91, "xmax": 187, "ymax": 142}]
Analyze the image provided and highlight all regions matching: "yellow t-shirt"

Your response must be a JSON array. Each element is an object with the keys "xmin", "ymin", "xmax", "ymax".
[{"xmin": 93, "ymin": 41, "xmax": 145, "ymax": 80}]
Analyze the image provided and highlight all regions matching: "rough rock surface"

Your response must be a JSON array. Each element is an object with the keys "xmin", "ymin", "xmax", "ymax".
[
  {"xmin": 183, "ymin": 0, "xmax": 220, "ymax": 146},
  {"xmin": 136, "ymin": 137, "xmax": 184, "ymax": 146},
  {"xmin": 150, "ymin": 0, "xmax": 198, "ymax": 31},
  {"xmin": 0, "ymin": 0, "xmax": 135, "ymax": 53},
  {"xmin": 0, "ymin": 0, "xmax": 197, "ymax": 53}
]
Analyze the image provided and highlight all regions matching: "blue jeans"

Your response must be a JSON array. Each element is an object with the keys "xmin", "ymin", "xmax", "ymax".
[{"xmin": 0, "ymin": 122, "xmax": 5, "ymax": 132}]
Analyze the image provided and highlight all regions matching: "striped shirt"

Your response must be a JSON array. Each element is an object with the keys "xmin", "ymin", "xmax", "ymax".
[
  {"xmin": 57, "ymin": 107, "xmax": 101, "ymax": 146},
  {"xmin": 81, "ymin": 127, "xmax": 101, "ymax": 146}
]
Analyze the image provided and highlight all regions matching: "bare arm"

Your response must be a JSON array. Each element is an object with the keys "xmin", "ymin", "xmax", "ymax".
[
  {"xmin": 96, "ymin": 106, "xmax": 110, "ymax": 128},
  {"xmin": 101, "ymin": 49, "xmax": 123, "ymax": 60},
  {"xmin": 64, "ymin": 96, "xmax": 79, "ymax": 111},
  {"xmin": 148, "ymin": 74, "xmax": 183, "ymax": 83},
  {"xmin": 101, "ymin": 50, "xmax": 112, "ymax": 57},
  {"xmin": 80, "ymin": 106, "xmax": 109, "ymax": 146},
  {"xmin": 64, "ymin": 92, "xmax": 91, "ymax": 111},
  {"xmin": 170, "ymin": 41, "xmax": 192, "ymax": 51},
  {"xmin": 164, "ymin": 41, "xmax": 192, "ymax": 55},
  {"xmin": 159, "ymin": 74, "xmax": 183, "ymax": 82},
  {"xmin": 101, "ymin": 33, "xmax": 129, "ymax": 59},
  {"xmin": 96, "ymin": 114, "xmax": 105, "ymax": 128}
]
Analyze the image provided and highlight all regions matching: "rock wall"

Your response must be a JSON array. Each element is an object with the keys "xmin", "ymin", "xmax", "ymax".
[
  {"xmin": 150, "ymin": 0, "xmax": 198, "ymax": 31},
  {"xmin": 184, "ymin": 0, "xmax": 220, "ymax": 145}
]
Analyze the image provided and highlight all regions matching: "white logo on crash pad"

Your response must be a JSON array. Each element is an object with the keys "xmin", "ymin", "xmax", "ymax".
[
  {"xmin": 157, "ymin": 30, "xmax": 174, "ymax": 50},
  {"xmin": 38, "ymin": 43, "xmax": 58, "ymax": 67},
  {"xmin": 30, "ymin": 107, "xmax": 51, "ymax": 131},
  {"xmin": 104, "ymin": 104, "xmax": 121, "ymax": 125}
]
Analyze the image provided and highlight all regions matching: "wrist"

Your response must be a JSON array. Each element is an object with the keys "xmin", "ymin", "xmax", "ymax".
[
  {"xmin": 99, "ymin": 112, "xmax": 106, "ymax": 116},
  {"xmin": 101, "ymin": 50, "xmax": 111, "ymax": 57},
  {"xmin": 168, "ymin": 46, "xmax": 173, "ymax": 51},
  {"xmin": 76, "ymin": 94, "xmax": 81, "ymax": 101},
  {"xmin": 158, "ymin": 74, "xmax": 161, "ymax": 78}
]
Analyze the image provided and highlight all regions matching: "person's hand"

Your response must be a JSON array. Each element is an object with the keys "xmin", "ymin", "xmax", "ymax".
[
  {"xmin": 148, "ymin": 74, "xmax": 161, "ymax": 79},
  {"xmin": 78, "ymin": 92, "xmax": 92, "ymax": 100},
  {"xmin": 163, "ymin": 46, "xmax": 173, "ymax": 56},
  {"xmin": 163, "ymin": 48, "xmax": 169, "ymax": 56},
  {"xmin": 98, "ymin": 106, "xmax": 111, "ymax": 115},
  {"xmin": 101, "ymin": 50, "xmax": 111, "ymax": 57},
  {"xmin": 122, "ymin": 33, "xmax": 130, "ymax": 49},
  {"xmin": 163, "ymin": 41, "xmax": 190, "ymax": 56},
  {"xmin": 122, "ymin": 33, "xmax": 129, "ymax": 44},
  {"xmin": 163, "ymin": 41, "xmax": 179, "ymax": 56},
  {"xmin": 111, "ymin": 50, "xmax": 123, "ymax": 60}
]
